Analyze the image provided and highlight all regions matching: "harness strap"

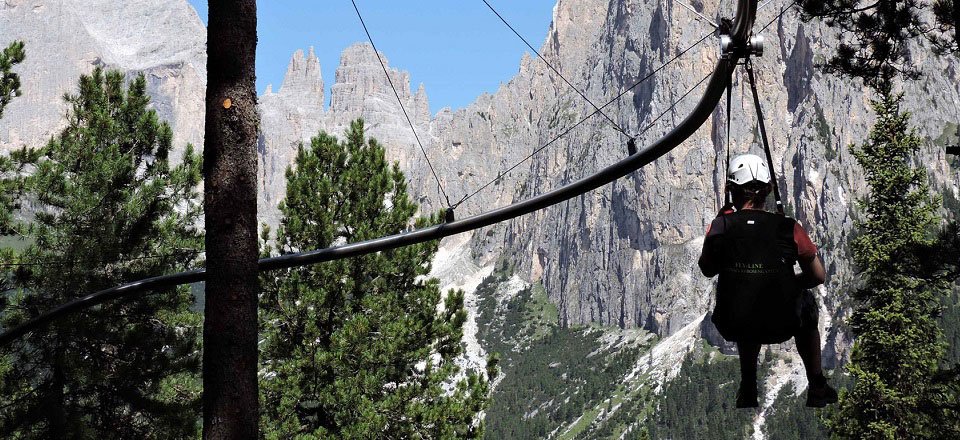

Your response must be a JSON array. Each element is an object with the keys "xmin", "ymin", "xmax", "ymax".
[
  {"xmin": 744, "ymin": 59, "xmax": 784, "ymax": 215},
  {"xmin": 724, "ymin": 76, "xmax": 733, "ymax": 207}
]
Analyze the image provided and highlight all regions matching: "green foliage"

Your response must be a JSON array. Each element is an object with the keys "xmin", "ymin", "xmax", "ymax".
[
  {"xmin": 474, "ymin": 266, "xmax": 644, "ymax": 439},
  {"xmin": 763, "ymin": 383, "xmax": 831, "ymax": 440},
  {"xmin": 0, "ymin": 40, "xmax": 25, "ymax": 119},
  {"xmin": 0, "ymin": 41, "xmax": 25, "ymax": 238},
  {"xmin": 942, "ymin": 286, "xmax": 960, "ymax": 367},
  {"xmin": 0, "ymin": 68, "xmax": 204, "ymax": 438},
  {"xmin": 829, "ymin": 92, "xmax": 954, "ymax": 439},
  {"xmin": 645, "ymin": 353, "xmax": 756, "ymax": 440},
  {"xmin": 258, "ymin": 119, "xmax": 488, "ymax": 439},
  {"xmin": 930, "ymin": 0, "xmax": 960, "ymax": 54},
  {"xmin": 800, "ymin": 0, "xmax": 957, "ymax": 88},
  {"xmin": 812, "ymin": 103, "xmax": 835, "ymax": 161}
]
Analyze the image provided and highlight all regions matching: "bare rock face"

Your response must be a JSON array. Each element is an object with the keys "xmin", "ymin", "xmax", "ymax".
[
  {"xmin": 277, "ymin": 47, "xmax": 324, "ymax": 111},
  {"xmin": 0, "ymin": 0, "xmax": 206, "ymax": 158}
]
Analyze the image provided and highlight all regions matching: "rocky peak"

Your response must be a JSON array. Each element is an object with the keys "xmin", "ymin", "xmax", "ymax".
[
  {"xmin": 413, "ymin": 83, "xmax": 430, "ymax": 123},
  {"xmin": 330, "ymin": 42, "xmax": 415, "ymax": 115},
  {"xmin": 278, "ymin": 46, "xmax": 324, "ymax": 110}
]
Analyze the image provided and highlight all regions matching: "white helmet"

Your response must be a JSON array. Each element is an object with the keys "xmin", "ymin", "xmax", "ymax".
[{"xmin": 727, "ymin": 154, "xmax": 771, "ymax": 185}]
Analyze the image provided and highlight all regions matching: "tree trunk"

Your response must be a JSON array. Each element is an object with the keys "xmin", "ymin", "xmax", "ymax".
[
  {"xmin": 202, "ymin": 1, "xmax": 259, "ymax": 438},
  {"xmin": 49, "ymin": 351, "xmax": 66, "ymax": 438},
  {"xmin": 954, "ymin": 0, "xmax": 959, "ymax": 51}
]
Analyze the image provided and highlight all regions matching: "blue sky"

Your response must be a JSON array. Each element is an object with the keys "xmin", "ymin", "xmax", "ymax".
[{"xmin": 186, "ymin": 1, "xmax": 557, "ymax": 114}]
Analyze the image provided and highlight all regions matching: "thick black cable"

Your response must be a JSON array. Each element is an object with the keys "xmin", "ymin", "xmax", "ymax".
[
  {"xmin": 0, "ymin": 59, "xmax": 741, "ymax": 349},
  {"xmin": 480, "ymin": 0, "xmax": 631, "ymax": 138},
  {"xmin": 350, "ymin": 0, "xmax": 451, "ymax": 208},
  {"xmin": 455, "ymin": 30, "xmax": 716, "ymax": 208},
  {"xmin": 744, "ymin": 58, "xmax": 784, "ymax": 214},
  {"xmin": 0, "ymin": 0, "xmax": 760, "ymax": 348}
]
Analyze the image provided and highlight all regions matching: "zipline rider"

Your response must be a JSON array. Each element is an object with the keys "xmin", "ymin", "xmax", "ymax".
[{"xmin": 698, "ymin": 154, "xmax": 838, "ymax": 408}]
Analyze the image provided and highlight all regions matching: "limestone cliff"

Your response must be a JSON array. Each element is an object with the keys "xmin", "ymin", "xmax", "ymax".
[{"xmin": 0, "ymin": 0, "xmax": 206, "ymax": 158}]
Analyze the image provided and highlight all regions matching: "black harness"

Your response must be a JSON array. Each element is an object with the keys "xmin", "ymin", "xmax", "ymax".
[{"xmin": 708, "ymin": 210, "xmax": 802, "ymax": 343}]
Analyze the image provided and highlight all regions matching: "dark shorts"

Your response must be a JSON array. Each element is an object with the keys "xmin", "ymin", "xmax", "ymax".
[{"xmin": 798, "ymin": 289, "xmax": 819, "ymax": 333}]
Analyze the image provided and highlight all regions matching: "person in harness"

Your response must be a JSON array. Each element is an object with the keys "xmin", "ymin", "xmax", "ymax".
[{"xmin": 698, "ymin": 154, "xmax": 838, "ymax": 408}]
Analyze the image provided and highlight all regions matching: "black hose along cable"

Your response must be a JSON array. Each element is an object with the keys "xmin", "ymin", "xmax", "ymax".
[
  {"xmin": 0, "ymin": 0, "xmax": 761, "ymax": 347},
  {"xmin": 479, "ymin": 0, "xmax": 632, "ymax": 139},
  {"xmin": 454, "ymin": 30, "xmax": 716, "ymax": 208},
  {"xmin": 350, "ymin": 0, "xmax": 452, "ymax": 209}
]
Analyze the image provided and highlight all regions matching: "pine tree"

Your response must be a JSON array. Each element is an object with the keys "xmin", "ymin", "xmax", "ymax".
[
  {"xmin": 800, "ymin": 0, "xmax": 958, "ymax": 87},
  {"xmin": 258, "ymin": 119, "xmax": 489, "ymax": 438},
  {"xmin": 0, "ymin": 40, "xmax": 25, "ymax": 120},
  {"xmin": 0, "ymin": 68, "xmax": 204, "ymax": 438},
  {"xmin": 0, "ymin": 40, "xmax": 26, "ymax": 236},
  {"xmin": 828, "ymin": 92, "xmax": 948, "ymax": 438}
]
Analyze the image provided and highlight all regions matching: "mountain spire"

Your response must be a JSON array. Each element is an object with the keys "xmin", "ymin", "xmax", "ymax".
[{"xmin": 278, "ymin": 47, "xmax": 324, "ymax": 109}]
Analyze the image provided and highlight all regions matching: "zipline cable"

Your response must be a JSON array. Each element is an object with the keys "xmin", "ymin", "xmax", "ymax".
[
  {"xmin": 0, "ymin": 0, "xmax": 762, "ymax": 347},
  {"xmin": 480, "ymin": 0, "xmax": 632, "ymax": 139},
  {"xmin": 350, "ymin": 0, "xmax": 452, "ymax": 208},
  {"xmin": 0, "ymin": 64, "xmax": 731, "ymax": 348},
  {"xmin": 454, "ymin": 30, "xmax": 716, "ymax": 208}
]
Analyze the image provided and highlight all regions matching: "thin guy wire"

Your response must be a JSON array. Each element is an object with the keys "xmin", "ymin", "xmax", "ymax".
[
  {"xmin": 480, "ymin": 0, "xmax": 632, "ymax": 138},
  {"xmin": 676, "ymin": 0, "xmax": 719, "ymax": 28},
  {"xmin": 455, "ymin": 30, "xmax": 715, "ymax": 207},
  {"xmin": 631, "ymin": 71, "xmax": 713, "ymax": 139},
  {"xmin": 759, "ymin": 0, "xmax": 797, "ymax": 33},
  {"xmin": 350, "ymin": 0, "xmax": 452, "ymax": 207}
]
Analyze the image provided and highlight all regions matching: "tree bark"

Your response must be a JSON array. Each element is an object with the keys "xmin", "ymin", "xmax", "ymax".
[
  {"xmin": 202, "ymin": 1, "xmax": 259, "ymax": 438},
  {"xmin": 954, "ymin": 0, "xmax": 959, "ymax": 51}
]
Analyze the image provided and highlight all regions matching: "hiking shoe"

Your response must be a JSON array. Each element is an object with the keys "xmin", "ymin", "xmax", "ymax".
[
  {"xmin": 805, "ymin": 377, "xmax": 839, "ymax": 408},
  {"xmin": 736, "ymin": 381, "xmax": 759, "ymax": 408}
]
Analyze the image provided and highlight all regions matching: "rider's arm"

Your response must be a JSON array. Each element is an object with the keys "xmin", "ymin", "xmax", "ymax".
[
  {"xmin": 794, "ymin": 223, "xmax": 825, "ymax": 288},
  {"xmin": 699, "ymin": 248, "xmax": 719, "ymax": 277},
  {"xmin": 797, "ymin": 255, "xmax": 826, "ymax": 289},
  {"xmin": 699, "ymin": 218, "xmax": 722, "ymax": 277}
]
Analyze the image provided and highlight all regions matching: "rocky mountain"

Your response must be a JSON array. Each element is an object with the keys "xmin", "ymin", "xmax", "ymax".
[{"xmin": 2, "ymin": 0, "xmax": 959, "ymax": 436}]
